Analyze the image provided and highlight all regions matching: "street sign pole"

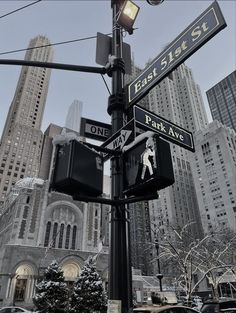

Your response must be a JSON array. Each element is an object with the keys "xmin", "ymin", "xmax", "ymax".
[{"xmin": 108, "ymin": 1, "xmax": 132, "ymax": 312}]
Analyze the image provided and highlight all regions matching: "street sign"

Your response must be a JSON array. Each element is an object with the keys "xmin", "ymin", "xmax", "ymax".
[
  {"xmin": 80, "ymin": 117, "xmax": 111, "ymax": 142},
  {"xmin": 126, "ymin": 1, "xmax": 226, "ymax": 107},
  {"xmin": 123, "ymin": 134, "xmax": 174, "ymax": 196},
  {"xmin": 134, "ymin": 106, "xmax": 194, "ymax": 152},
  {"xmin": 101, "ymin": 120, "xmax": 134, "ymax": 160}
]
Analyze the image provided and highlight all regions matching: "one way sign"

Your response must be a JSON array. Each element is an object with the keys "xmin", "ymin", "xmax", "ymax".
[{"xmin": 101, "ymin": 120, "xmax": 134, "ymax": 160}]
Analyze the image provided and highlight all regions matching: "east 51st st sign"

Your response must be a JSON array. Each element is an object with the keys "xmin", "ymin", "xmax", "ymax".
[{"xmin": 126, "ymin": 1, "xmax": 226, "ymax": 107}]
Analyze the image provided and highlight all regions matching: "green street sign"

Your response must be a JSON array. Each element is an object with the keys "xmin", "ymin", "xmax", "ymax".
[
  {"xmin": 134, "ymin": 105, "xmax": 194, "ymax": 152},
  {"xmin": 126, "ymin": 1, "xmax": 226, "ymax": 107}
]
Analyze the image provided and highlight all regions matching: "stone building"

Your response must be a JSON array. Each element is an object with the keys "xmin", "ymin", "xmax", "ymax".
[{"xmin": 0, "ymin": 178, "xmax": 108, "ymax": 309}]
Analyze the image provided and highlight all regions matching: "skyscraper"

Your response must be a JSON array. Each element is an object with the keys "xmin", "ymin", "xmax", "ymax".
[
  {"xmin": 206, "ymin": 70, "xmax": 236, "ymax": 132},
  {"xmin": 0, "ymin": 35, "xmax": 53, "ymax": 205},
  {"xmin": 148, "ymin": 63, "xmax": 207, "ymax": 239},
  {"xmin": 191, "ymin": 120, "xmax": 236, "ymax": 233},
  {"xmin": 127, "ymin": 62, "xmax": 207, "ymax": 274},
  {"xmin": 65, "ymin": 99, "xmax": 83, "ymax": 133}
]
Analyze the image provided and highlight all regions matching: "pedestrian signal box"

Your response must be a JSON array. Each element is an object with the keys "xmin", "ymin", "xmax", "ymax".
[
  {"xmin": 123, "ymin": 135, "xmax": 174, "ymax": 196},
  {"xmin": 50, "ymin": 140, "xmax": 103, "ymax": 197}
]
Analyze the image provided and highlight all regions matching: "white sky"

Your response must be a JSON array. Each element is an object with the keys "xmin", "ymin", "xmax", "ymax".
[{"xmin": 0, "ymin": 0, "xmax": 235, "ymax": 138}]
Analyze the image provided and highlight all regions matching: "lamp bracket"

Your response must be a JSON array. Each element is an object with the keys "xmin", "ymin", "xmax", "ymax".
[{"xmin": 105, "ymin": 56, "xmax": 125, "ymax": 77}]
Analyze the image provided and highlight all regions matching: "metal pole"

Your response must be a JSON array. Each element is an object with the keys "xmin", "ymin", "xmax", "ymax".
[
  {"xmin": 0, "ymin": 59, "xmax": 106, "ymax": 74},
  {"xmin": 155, "ymin": 239, "xmax": 163, "ymax": 292},
  {"xmin": 108, "ymin": 1, "xmax": 132, "ymax": 312}
]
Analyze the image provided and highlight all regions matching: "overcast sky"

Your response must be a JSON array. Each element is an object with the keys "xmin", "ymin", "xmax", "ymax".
[{"xmin": 0, "ymin": 0, "xmax": 235, "ymax": 138}]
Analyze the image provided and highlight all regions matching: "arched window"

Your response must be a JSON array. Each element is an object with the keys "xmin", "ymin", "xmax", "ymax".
[
  {"xmin": 52, "ymin": 222, "xmax": 58, "ymax": 248},
  {"xmin": 19, "ymin": 220, "xmax": 26, "ymax": 239},
  {"xmin": 65, "ymin": 225, "xmax": 71, "ymax": 249},
  {"xmin": 71, "ymin": 225, "xmax": 77, "ymax": 250},
  {"xmin": 23, "ymin": 206, "xmax": 29, "ymax": 219},
  {"xmin": 44, "ymin": 221, "xmax": 51, "ymax": 247},
  {"xmin": 58, "ymin": 223, "xmax": 64, "ymax": 248}
]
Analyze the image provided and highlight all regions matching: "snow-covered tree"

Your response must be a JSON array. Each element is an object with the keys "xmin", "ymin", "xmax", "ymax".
[
  {"xmin": 33, "ymin": 260, "xmax": 68, "ymax": 313},
  {"xmin": 159, "ymin": 223, "xmax": 207, "ymax": 303},
  {"xmin": 159, "ymin": 224, "xmax": 236, "ymax": 302},
  {"xmin": 69, "ymin": 256, "xmax": 107, "ymax": 313},
  {"xmin": 193, "ymin": 229, "xmax": 236, "ymax": 300}
]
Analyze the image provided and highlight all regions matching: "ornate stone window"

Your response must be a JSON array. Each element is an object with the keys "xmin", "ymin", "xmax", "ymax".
[
  {"xmin": 44, "ymin": 221, "xmax": 51, "ymax": 246},
  {"xmin": 58, "ymin": 223, "xmax": 64, "ymax": 248},
  {"xmin": 65, "ymin": 225, "xmax": 71, "ymax": 249},
  {"xmin": 71, "ymin": 225, "xmax": 77, "ymax": 250}
]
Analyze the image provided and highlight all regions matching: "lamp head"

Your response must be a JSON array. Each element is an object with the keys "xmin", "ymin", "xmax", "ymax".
[
  {"xmin": 116, "ymin": 0, "xmax": 140, "ymax": 34},
  {"xmin": 146, "ymin": 0, "xmax": 164, "ymax": 5}
]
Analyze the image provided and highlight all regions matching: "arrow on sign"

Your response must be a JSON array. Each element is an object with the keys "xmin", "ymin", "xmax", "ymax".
[
  {"xmin": 101, "ymin": 120, "xmax": 134, "ymax": 160},
  {"xmin": 105, "ymin": 130, "xmax": 132, "ymax": 150}
]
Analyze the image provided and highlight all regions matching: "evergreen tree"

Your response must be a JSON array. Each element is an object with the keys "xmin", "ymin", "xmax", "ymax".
[
  {"xmin": 69, "ymin": 256, "xmax": 107, "ymax": 313},
  {"xmin": 33, "ymin": 260, "xmax": 68, "ymax": 313}
]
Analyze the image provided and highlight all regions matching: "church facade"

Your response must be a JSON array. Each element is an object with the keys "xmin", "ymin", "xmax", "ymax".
[{"xmin": 0, "ymin": 177, "xmax": 108, "ymax": 309}]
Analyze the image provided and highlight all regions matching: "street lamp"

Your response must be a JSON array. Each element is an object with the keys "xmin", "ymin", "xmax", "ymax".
[
  {"xmin": 155, "ymin": 239, "xmax": 163, "ymax": 292},
  {"xmin": 116, "ymin": 0, "xmax": 140, "ymax": 34},
  {"xmin": 109, "ymin": 0, "xmax": 165, "ymax": 312}
]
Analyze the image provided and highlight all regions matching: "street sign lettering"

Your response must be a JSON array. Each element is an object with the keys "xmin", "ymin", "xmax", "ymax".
[
  {"xmin": 101, "ymin": 120, "xmax": 134, "ymax": 160},
  {"xmin": 134, "ymin": 106, "xmax": 194, "ymax": 152},
  {"xmin": 126, "ymin": 1, "xmax": 226, "ymax": 107},
  {"xmin": 105, "ymin": 130, "xmax": 132, "ymax": 150},
  {"xmin": 80, "ymin": 117, "xmax": 111, "ymax": 142}
]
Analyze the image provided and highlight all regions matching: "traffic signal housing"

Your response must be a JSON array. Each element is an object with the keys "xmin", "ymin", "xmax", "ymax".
[
  {"xmin": 50, "ymin": 140, "xmax": 103, "ymax": 197},
  {"xmin": 123, "ymin": 134, "xmax": 174, "ymax": 196}
]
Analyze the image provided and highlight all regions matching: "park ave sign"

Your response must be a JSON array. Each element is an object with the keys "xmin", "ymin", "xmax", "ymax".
[
  {"xmin": 126, "ymin": 1, "xmax": 226, "ymax": 107},
  {"xmin": 134, "ymin": 106, "xmax": 194, "ymax": 152}
]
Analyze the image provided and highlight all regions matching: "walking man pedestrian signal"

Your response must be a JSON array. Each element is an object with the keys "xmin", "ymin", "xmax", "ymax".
[
  {"xmin": 141, "ymin": 137, "xmax": 155, "ymax": 180},
  {"xmin": 123, "ymin": 134, "xmax": 175, "ymax": 196}
]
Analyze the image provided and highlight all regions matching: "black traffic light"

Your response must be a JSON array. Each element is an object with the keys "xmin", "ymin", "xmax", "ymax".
[
  {"xmin": 123, "ymin": 134, "xmax": 174, "ymax": 196},
  {"xmin": 50, "ymin": 140, "xmax": 103, "ymax": 197}
]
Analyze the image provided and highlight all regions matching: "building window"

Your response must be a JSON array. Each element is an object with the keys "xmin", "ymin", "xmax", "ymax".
[
  {"xmin": 71, "ymin": 226, "xmax": 77, "ymax": 250},
  {"xmin": 58, "ymin": 224, "xmax": 64, "ymax": 248},
  {"xmin": 65, "ymin": 225, "xmax": 71, "ymax": 249},
  {"xmin": 52, "ymin": 223, "xmax": 58, "ymax": 247},
  {"xmin": 44, "ymin": 221, "xmax": 51, "ymax": 247},
  {"xmin": 23, "ymin": 206, "xmax": 29, "ymax": 219},
  {"xmin": 19, "ymin": 220, "xmax": 26, "ymax": 239}
]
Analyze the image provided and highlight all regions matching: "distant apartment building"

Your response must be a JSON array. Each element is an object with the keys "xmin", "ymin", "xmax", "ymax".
[
  {"xmin": 207, "ymin": 70, "xmax": 236, "ymax": 131},
  {"xmin": 191, "ymin": 120, "xmax": 236, "ymax": 233},
  {"xmin": 0, "ymin": 35, "xmax": 53, "ymax": 206}
]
